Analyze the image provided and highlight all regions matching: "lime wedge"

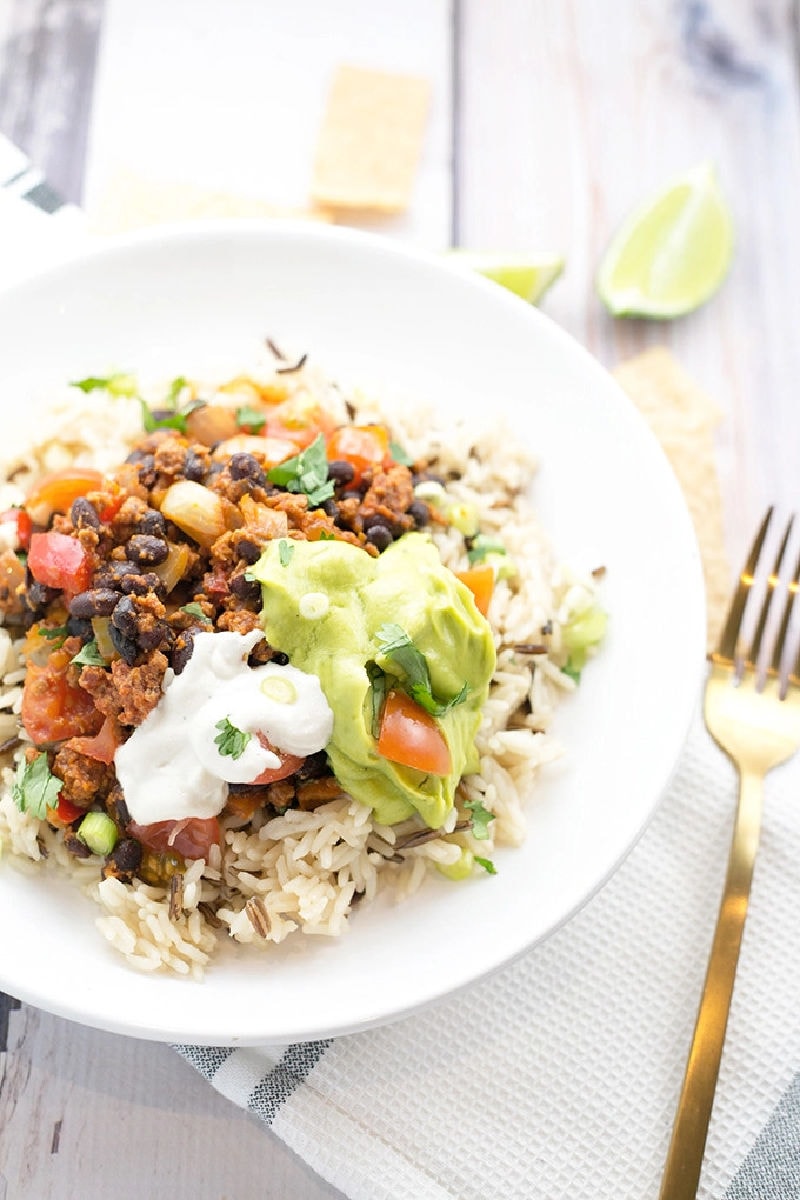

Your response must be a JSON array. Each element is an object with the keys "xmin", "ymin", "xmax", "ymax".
[
  {"xmin": 447, "ymin": 251, "xmax": 564, "ymax": 304},
  {"xmin": 597, "ymin": 163, "xmax": 733, "ymax": 319}
]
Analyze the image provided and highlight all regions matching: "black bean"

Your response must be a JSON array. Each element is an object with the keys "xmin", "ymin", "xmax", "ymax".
[
  {"xmin": 341, "ymin": 489, "xmax": 363, "ymax": 503},
  {"xmin": 295, "ymin": 750, "xmax": 329, "ymax": 781},
  {"xmin": 111, "ymin": 596, "xmax": 139, "ymax": 640},
  {"xmin": 172, "ymin": 631, "xmax": 195, "ymax": 676},
  {"xmin": 95, "ymin": 560, "xmax": 137, "ymax": 586},
  {"xmin": 236, "ymin": 537, "xmax": 261, "ymax": 565},
  {"xmin": 136, "ymin": 454, "xmax": 157, "ymax": 487},
  {"xmin": 109, "ymin": 622, "xmax": 138, "ymax": 665},
  {"xmin": 66, "ymin": 616, "xmax": 93, "ymax": 640},
  {"xmin": 127, "ymin": 533, "xmax": 169, "ymax": 566},
  {"xmin": 70, "ymin": 496, "xmax": 100, "ymax": 530},
  {"xmin": 229, "ymin": 572, "xmax": 261, "ymax": 601},
  {"xmin": 366, "ymin": 524, "xmax": 393, "ymax": 551},
  {"xmin": 271, "ymin": 651, "xmax": 289, "ymax": 666},
  {"xmin": 65, "ymin": 835, "xmax": 92, "ymax": 859},
  {"xmin": 24, "ymin": 580, "xmax": 59, "ymax": 611},
  {"xmin": 125, "ymin": 448, "xmax": 148, "ymax": 465},
  {"xmin": 362, "ymin": 513, "xmax": 387, "ymax": 532},
  {"xmin": 407, "ymin": 499, "xmax": 430, "ymax": 528},
  {"xmin": 120, "ymin": 571, "xmax": 165, "ymax": 598},
  {"xmin": 412, "ymin": 470, "xmax": 446, "ymax": 487},
  {"xmin": 138, "ymin": 621, "xmax": 174, "ymax": 652},
  {"xmin": 108, "ymin": 838, "xmax": 142, "ymax": 874},
  {"xmin": 69, "ymin": 588, "xmax": 120, "ymax": 618},
  {"xmin": 229, "ymin": 453, "xmax": 267, "ymax": 486},
  {"xmin": 322, "ymin": 498, "xmax": 339, "ymax": 518},
  {"xmin": 327, "ymin": 459, "xmax": 355, "ymax": 486},
  {"xmin": 183, "ymin": 448, "xmax": 206, "ymax": 482},
  {"xmin": 136, "ymin": 508, "xmax": 167, "ymax": 539}
]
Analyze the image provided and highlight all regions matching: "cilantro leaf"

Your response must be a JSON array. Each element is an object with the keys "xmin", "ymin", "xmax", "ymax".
[
  {"xmin": 267, "ymin": 434, "xmax": 335, "ymax": 507},
  {"xmin": 12, "ymin": 753, "xmax": 63, "ymax": 819},
  {"xmin": 467, "ymin": 535, "xmax": 507, "ymax": 565},
  {"xmin": 474, "ymin": 854, "xmax": 497, "ymax": 875},
  {"xmin": 165, "ymin": 376, "xmax": 188, "ymax": 408},
  {"xmin": 139, "ymin": 399, "xmax": 188, "ymax": 434},
  {"xmin": 388, "ymin": 439, "xmax": 413, "ymax": 467},
  {"xmin": 374, "ymin": 623, "xmax": 468, "ymax": 716},
  {"xmin": 70, "ymin": 372, "xmax": 138, "ymax": 398},
  {"xmin": 214, "ymin": 717, "xmax": 251, "ymax": 760},
  {"xmin": 278, "ymin": 539, "xmax": 294, "ymax": 567},
  {"xmin": 236, "ymin": 404, "xmax": 266, "ymax": 433},
  {"xmin": 40, "ymin": 624, "xmax": 68, "ymax": 642},
  {"xmin": 181, "ymin": 602, "xmax": 211, "ymax": 623},
  {"xmin": 561, "ymin": 658, "xmax": 582, "ymax": 684},
  {"xmin": 71, "ymin": 639, "xmax": 106, "ymax": 667},
  {"xmin": 464, "ymin": 797, "xmax": 494, "ymax": 840}
]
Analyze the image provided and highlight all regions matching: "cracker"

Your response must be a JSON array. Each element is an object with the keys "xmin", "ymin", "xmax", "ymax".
[
  {"xmin": 311, "ymin": 65, "xmax": 430, "ymax": 213},
  {"xmin": 88, "ymin": 171, "xmax": 332, "ymax": 234},
  {"xmin": 614, "ymin": 348, "xmax": 730, "ymax": 648}
]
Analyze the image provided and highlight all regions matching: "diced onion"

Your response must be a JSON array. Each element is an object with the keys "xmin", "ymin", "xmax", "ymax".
[{"xmin": 160, "ymin": 481, "xmax": 225, "ymax": 548}]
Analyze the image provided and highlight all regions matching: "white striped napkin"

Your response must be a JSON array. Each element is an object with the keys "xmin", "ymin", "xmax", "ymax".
[{"xmin": 3, "ymin": 138, "xmax": 800, "ymax": 1200}]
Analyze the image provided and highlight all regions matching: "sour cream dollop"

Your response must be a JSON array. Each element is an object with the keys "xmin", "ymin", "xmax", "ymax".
[{"xmin": 114, "ymin": 630, "xmax": 334, "ymax": 826}]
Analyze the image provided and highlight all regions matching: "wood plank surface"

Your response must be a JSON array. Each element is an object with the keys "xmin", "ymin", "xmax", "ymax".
[{"xmin": 457, "ymin": 0, "xmax": 800, "ymax": 561}]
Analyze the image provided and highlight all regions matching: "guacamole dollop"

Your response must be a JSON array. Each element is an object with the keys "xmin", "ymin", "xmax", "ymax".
[{"xmin": 251, "ymin": 534, "xmax": 496, "ymax": 828}]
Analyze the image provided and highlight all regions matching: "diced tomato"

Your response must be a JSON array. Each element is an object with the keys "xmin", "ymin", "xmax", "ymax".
[
  {"xmin": 127, "ymin": 816, "xmax": 222, "ymax": 861},
  {"xmin": 325, "ymin": 424, "xmax": 391, "ymax": 486},
  {"xmin": 66, "ymin": 715, "xmax": 123, "ymax": 764},
  {"xmin": 250, "ymin": 734, "xmax": 304, "ymax": 784},
  {"xmin": 455, "ymin": 565, "xmax": 495, "ymax": 617},
  {"xmin": 28, "ymin": 531, "xmax": 93, "ymax": 594},
  {"xmin": 25, "ymin": 468, "xmax": 105, "ymax": 523},
  {"xmin": 265, "ymin": 397, "xmax": 337, "ymax": 450},
  {"xmin": 0, "ymin": 508, "xmax": 32, "ymax": 551},
  {"xmin": 97, "ymin": 490, "xmax": 126, "ymax": 524},
  {"xmin": 376, "ymin": 689, "xmax": 451, "ymax": 776},
  {"xmin": 48, "ymin": 793, "xmax": 86, "ymax": 827},
  {"xmin": 21, "ymin": 654, "xmax": 103, "ymax": 745}
]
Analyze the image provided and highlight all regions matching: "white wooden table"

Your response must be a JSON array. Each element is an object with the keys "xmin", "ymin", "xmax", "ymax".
[{"xmin": 1, "ymin": 1, "xmax": 798, "ymax": 1196}]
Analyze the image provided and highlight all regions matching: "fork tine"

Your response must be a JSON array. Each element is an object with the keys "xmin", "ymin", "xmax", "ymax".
[
  {"xmin": 770, "ymin": 544, "xmax": 800, "ymax": 678},
  {"xmin": 747, "ymin": 515, "xmax": 793, "ymax": 666},
  {"xmin": 716, "ymin": 507, "xmax": 773, "ymax": 662}
]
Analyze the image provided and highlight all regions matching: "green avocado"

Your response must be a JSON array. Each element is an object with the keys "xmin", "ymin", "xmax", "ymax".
[{"xmin": 251, "ymin": 534, "xmax": 496, "ymax": 828}]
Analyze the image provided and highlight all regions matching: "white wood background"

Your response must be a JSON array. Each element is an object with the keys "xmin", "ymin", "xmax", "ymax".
[{"xmin": 1, "ymin": 1, "xmax": 799, "ymax": 1197}]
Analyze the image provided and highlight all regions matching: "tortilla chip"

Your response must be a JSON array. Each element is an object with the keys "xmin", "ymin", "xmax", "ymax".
[
  {"xmin": 614, "ymin": 348, "xmax": 729, "ymax": 648},
  {"xmin": 311, "ymin": 65, "xmax": 430, "ymax": 213},
  {"xmin": 89, "ymin": 171, "xmax": 332, "ymax": 233}
]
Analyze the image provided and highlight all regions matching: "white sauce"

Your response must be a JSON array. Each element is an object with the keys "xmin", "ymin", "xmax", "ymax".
[{"xmin": 114, "ymin": 630, "xmax": 334, "ymax": 825}]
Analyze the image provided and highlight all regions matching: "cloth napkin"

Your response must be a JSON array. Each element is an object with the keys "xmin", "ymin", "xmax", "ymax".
[{"xmin": 4, "ymin": 136, "xmax": 800, "ymax": 1200}]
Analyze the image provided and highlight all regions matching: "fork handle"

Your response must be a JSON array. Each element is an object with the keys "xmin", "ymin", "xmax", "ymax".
[{"xmin": 658, "ymin": 768, "xmax": 764, "ymax": 1200}]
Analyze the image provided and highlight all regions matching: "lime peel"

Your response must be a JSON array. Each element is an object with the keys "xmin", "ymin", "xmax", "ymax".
[
  {"xmin": 446, "ymin": 250, "xmax": 564, "ymax": 305},
  {"xmin": 596, "ymin": 163, "xmax": 733, "ymax": 319}
]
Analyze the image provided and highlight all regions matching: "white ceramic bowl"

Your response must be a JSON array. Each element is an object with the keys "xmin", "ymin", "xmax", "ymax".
[{"xmin": 0, "ymin": 222, "xmax": 706, "ymax": 1044}]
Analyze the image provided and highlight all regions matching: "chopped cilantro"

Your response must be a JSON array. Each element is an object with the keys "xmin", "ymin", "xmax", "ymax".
[
  {"xmin": 474, "ymin": 854, "xmax": 497, "ymax": 875},
  {"xmin": 165, "ymin": 376, "xmax": 188, "ymax": 408},
  {"xmin": 181, "ymin": 602, "xmax": 211, "ymax": 623},
  {"xmin": 71, "ymin": 639, "xmax": 106, "ymax": 667},
  {"xmin": 389, "ymin": 439, "xmax": 413, "ymax": 467},
  {"xmin": 374, "ymin": 622, "xmax": 468, "ymax": 716},
  {"xmin": 267, "ymin": 434, "xmax": 335, "ymax": 507},
  {"xmin": 467, "ymin": 535, "xmax": 507, "ymax": 565},
  {"xmin": 139, "ymin": 399, "xmax": 188, "ymax": 434},
  {"xmin": 561, "ymin": 658, "xmax": 582, "ymax": 684},
  {"xmin": 40, "ymin": 624, "xmax": 68, "ymax": 642},
  {"xmin": 12, "ymin": 753, "xmax": 62, "ymax": 819},
  {"xmin": 278, "ymin": 539, "xmax": 294, "ymax": 567},
  {"xmin": 236, "ymin": 404, "xmax": 266, "ymax": 433},
  {"xmin": 464, "ymin": 796, "xmax": 494, "ymax": 840},
  {"xmin": 70, "ymin": 372, "xmax": 138, "ymax": 397},
  {"xmin": 319, "ymin": 530, "xmax": 335, "ymax": 540},
  {"xmin": 214, "ymin": 717, "xmax": 251, "ymax": 761}
]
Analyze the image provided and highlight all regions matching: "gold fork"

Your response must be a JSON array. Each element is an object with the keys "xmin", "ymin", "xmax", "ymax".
[{"xmin": 658, "ymin": 507, "xmax": 800, "ymax": 1200}]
